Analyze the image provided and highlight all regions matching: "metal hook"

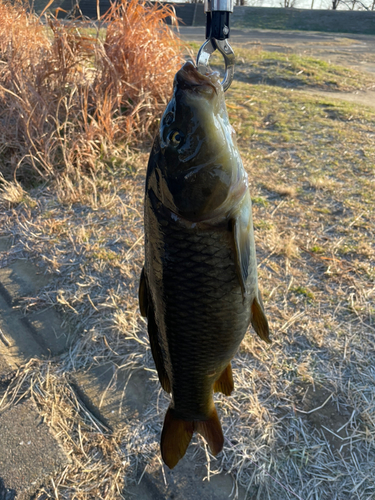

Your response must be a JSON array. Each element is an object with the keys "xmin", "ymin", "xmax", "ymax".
[{"xmin": 196, "ymin": 38, "xmax": 235, "ymax": 92}]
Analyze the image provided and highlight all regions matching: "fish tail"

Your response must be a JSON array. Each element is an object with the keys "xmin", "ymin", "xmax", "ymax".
[
  {"xmin": 194, "ymin": 404, "xmax": 224, "ymax": 457},
  {"xmin": 161, "ymin": 404, "xmax": 224, "ymax": 469},
  {"xmin": 161, "ymin": 407, "xmax": 194, "ymax": 469}
]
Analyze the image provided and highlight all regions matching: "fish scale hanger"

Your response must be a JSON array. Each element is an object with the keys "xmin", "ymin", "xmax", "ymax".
[{"xmin": 196, "ymin": 0, "xmax": 235, "ymax": 92}]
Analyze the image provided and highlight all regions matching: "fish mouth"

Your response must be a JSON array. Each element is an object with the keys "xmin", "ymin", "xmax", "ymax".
[{"xmin": 175, "ymin": 61, "xmax": 218, "ymax": 95}]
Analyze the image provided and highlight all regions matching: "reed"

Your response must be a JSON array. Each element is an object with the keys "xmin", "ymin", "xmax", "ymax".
[{"xmin": 0, "ymin": 0, "xmax": 183, "ymax": 182}]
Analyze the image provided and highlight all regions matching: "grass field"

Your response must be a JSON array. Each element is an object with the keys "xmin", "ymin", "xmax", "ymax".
[
  {"xmin": 1, "ymin": 5, "xmax": 375, "ymax": 500},
  {"xmin": 230, "ymin": 6, "xmax": 375, "ymax": 35}
]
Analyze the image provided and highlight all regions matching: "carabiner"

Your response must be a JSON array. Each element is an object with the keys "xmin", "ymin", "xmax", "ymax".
[
  {"xmin": 196, "ymin": 0, "xmax": 235, "ymax": 92},
  {"xmin": 196, "ymin": 38, "xmax": 235, "ymax": 92}
]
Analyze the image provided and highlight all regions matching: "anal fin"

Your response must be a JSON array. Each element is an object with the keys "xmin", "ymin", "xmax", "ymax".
[
  {"xmin": 251, "ymin": 292, "xmax": 271, "ymax": 344},
  {"xmin": 213, "ymin": 363, "xmax": 234, "ymax": 396}
]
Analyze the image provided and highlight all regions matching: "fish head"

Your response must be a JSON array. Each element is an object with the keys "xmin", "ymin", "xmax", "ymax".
[{"xmin": 150, "ymin": 61, "xmax": 247, "ymax": 221}]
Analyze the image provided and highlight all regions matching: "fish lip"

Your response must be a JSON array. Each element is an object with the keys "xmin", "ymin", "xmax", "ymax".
[{"xmin": 175, "ymin": 61, "xmax": 218, "ymax": 95}]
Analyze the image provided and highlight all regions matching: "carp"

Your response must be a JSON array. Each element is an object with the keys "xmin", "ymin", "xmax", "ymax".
[{"xmin": 139, "ymin": 61, "xmax": 270, "ymax": 469}]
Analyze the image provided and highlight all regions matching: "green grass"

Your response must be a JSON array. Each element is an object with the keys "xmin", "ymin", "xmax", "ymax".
[
  {"xmin": 195, "ymin": 43, "xmax": 375, "ymax": 92},
  {"xmin": 188, "ymin": 42, "xmax": 375, "ymax": 92},
  {"xmin": 290, "ymin": 285, "xmax": 316, "ymax": 301}
]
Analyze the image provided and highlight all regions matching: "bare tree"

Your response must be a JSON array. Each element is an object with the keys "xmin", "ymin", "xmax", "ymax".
[
  {"xmin": 331, "ymin": 0, "xmax": 371, "ymax": 8},
  {"xmin": 280, "ymin": 0, "xmax": 299, "ymax": 7}
]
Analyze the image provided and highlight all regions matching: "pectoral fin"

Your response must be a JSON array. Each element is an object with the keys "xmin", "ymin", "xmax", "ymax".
[
  {"xmin": 213, "ymin": 363, "xmax": 234, "ymax": 396},
  {"xmin": 232, "ymin": 216, "xmax": 251, "ymax": 296},
  {"xmin": 139, "ymin": 267, "xmax": 171, "ymax": 393},
  {"xmin": 251, "ymin": 292, "xmax": 271, "ymax": 344}
]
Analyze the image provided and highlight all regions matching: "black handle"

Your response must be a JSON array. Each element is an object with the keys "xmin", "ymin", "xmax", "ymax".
[{"xmin": 205, "ymin": 11, "xmax": 231, "ymax": 41}]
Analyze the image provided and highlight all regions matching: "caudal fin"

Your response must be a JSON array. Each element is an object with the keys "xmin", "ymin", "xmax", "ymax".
[
  {"xmin": 160, "ymin": 405, "xmax": 224, "ymax": 469},
  {"xmin": 161, "ymin": 407, "xmax": 194, "ymax": 469},
  {"xmin": 195, "ymin": 405, "xmax": 224, "ymax": 456}
]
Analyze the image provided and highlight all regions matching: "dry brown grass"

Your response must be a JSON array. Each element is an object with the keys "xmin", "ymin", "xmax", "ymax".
[
  {"xmin": 0, "ymin": 174, "xmax": 26, "ymax": 207},
  {"xmin": 0, "ymin": 0, "xmax": 183, "ymax": 182},
  {"xmin": 266, "ymin": 183, "xmax": 297, "ymax": 198}
]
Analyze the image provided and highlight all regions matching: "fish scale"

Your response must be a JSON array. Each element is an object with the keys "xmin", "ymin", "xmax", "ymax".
[{"xmin": 146, "ymin": 201, "xmax": 252, "ymax": 419}]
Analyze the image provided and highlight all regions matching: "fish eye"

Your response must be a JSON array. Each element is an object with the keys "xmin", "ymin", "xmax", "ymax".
[{"xmin": 169, "ymin": 130, "xmax": 184, "ymax": 147}]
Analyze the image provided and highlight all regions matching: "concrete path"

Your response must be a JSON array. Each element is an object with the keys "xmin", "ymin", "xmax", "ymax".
[
  {"xmin": 300, "ymin": 88, "xmax": 375, "ymax": 110},
  {"xmin": 0, "ymin": 241, "xmax": 72, "ymax": 499},
  {"xmin": 0, "ymin": 399, "xmax": 69, "ymax": 500}
]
